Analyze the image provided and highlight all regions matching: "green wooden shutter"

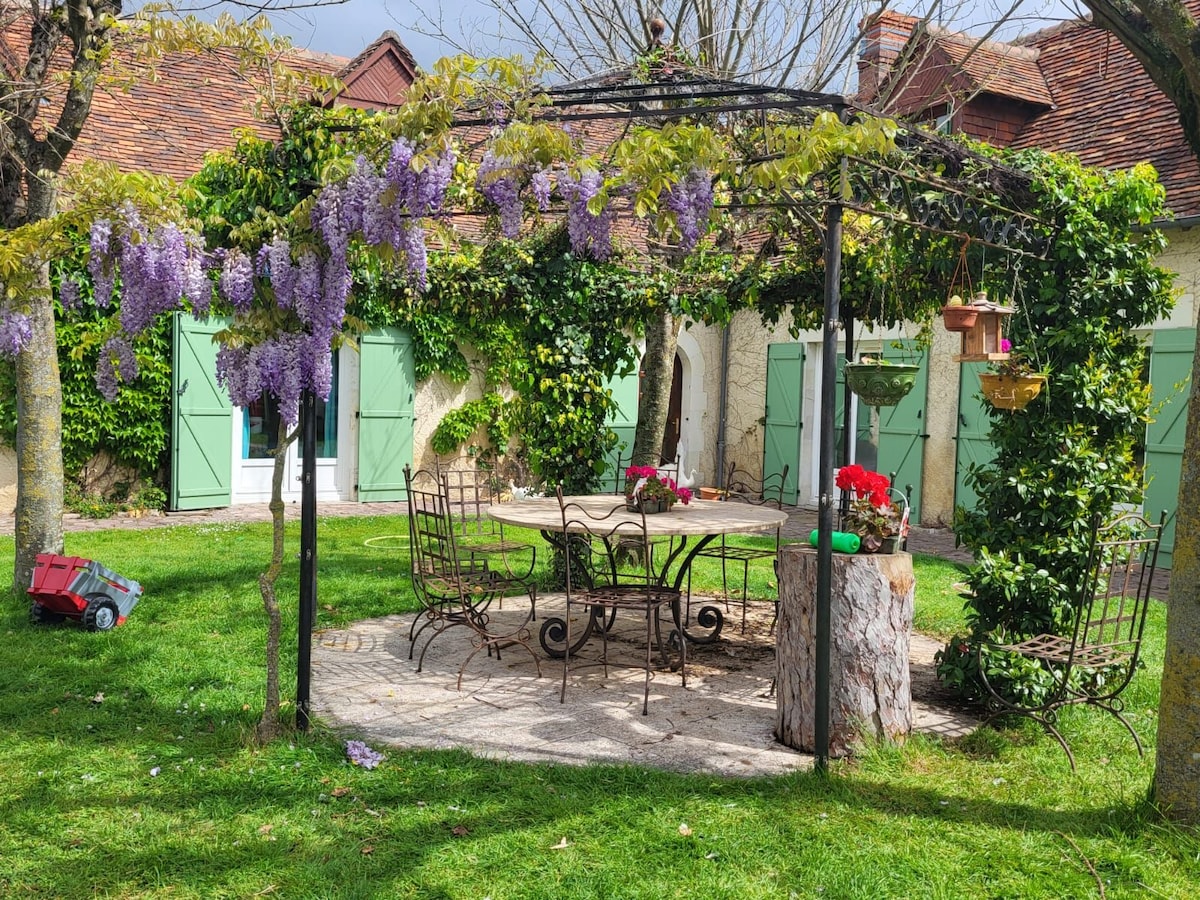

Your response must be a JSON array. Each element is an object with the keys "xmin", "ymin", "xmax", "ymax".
[
  {"xmin": 1145, "ymin": 328, "xmax": 1194, "ymax": 568},
  {"xmin": 764, "ymin": 342, "xmax": 803, "ymax": 504},
  {"xmin": 602, "ymin": 367, "xmax": 640, "ymax": 493},
  {"xmin": 954, "ymin": 361, "xmax": 996, "ymax": 515},
  {"xmin": 357, "ymin": 327, "xmax": 415, "ymax": 502},
  {"xmin": 876, "ymin": 341, "xmax": 928, "ymax": 521},
  {"xmin": 170, "ymin": 313, "xmax": 232, "ymax": 510}
]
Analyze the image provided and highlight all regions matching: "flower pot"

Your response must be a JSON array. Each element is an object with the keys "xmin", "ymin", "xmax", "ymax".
[
  {"xmin": 698, "ymin": 486, "xmax": 724, "ymax": 500},
  {"xmin": 627, "ymin": 498, "xmax": 671, "ymax": 514},
  {"xmin": 844, "ymin": 363, "xmax": 920, "ymax": 407},
  {"xmin": 979, "ymin": 372, "xmax": 1046, "ymax": 410},
  {"xmin": 941, "ymin": 304, "xmax": 980, "ymax": 332}
]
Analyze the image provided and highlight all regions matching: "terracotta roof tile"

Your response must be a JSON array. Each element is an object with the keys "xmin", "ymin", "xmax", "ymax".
[
  {"xmin": 2, "ymin": 9, "xmax": 417, "ymax": 183},
  {"xmin": 1010, "ymin": 20, "xmax": 1200, "ymax": 218}
]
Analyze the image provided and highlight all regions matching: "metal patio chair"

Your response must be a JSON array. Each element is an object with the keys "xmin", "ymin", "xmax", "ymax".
[
  {"xmin": 977, "ymin": 510, "xmax": 1165, "ymax": 770},
  {"xmin": 435, "ymin": 456, "xmax": 538, "ymax": 615},
  {"xmin": 542, "ymin": 487, "xmax": 685, "ymax": 716},
  {"xmin": 686, "ymin": 462, "xmax": 789, "ymax": 632},
  {"xmin": 403, "ymin": 465, "xmax": 541, "ymax": 687}
]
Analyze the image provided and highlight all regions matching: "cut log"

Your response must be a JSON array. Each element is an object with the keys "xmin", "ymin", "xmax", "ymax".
[{"xmin": 775, "ymin": 545, "xmax": 914, "ymax": 756}]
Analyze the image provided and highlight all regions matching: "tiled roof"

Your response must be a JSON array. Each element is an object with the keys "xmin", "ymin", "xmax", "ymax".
[
  {"xmin": 1009, "ymin": 20, "xmax": 1200, "ymax": 218},
  {"xmin": 73, "ymin": 48, "xmax": 346, "ymax": 182},
  {"xmin": 930, "ymin": 30, "xmax": 1052, "ymax": 108},
  {"xmin": 1, "ymin": 9, "xmax": 417, "ymax": 182}
]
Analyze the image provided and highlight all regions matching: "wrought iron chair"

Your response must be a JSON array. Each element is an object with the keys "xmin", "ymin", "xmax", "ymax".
[
  {"xmin": 435, "ymin": 455, "xmax": 538, "ymax": 616},
  {"xmin": 686, "ymin": 462, "xmax": 789, "ymax": 632},
  {"xmin": 402, "ymin": 465, "xmax": 541, "ymax": 687},
  {"xmin": 977, "ymin": 510, "xmax": 1165, "ymax": 770},
  {"xmin": 541, "ymin": 487, "xmax": 685, "ymax": 715}
]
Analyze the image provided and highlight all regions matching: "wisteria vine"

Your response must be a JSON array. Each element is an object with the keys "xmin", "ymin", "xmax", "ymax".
[{"xmin": 77, "ymin": 136, "xmax": 456, "ymax": 422}]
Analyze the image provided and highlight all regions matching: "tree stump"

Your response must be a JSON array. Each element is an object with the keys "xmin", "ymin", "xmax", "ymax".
[{"xmin": 775, "ymin": 545, "xmax": 914, "ymax": 756}]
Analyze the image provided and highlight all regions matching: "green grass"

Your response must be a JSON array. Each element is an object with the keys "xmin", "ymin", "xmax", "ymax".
[{"xmin": 0, "ymin": 518, "xmax": 1196, "ymax": 898}]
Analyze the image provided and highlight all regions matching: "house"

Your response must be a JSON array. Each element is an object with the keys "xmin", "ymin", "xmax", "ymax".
[
  {"xmin": 0, "ymin": 21, "xmax": 424, "ymax": 514},
  {"xmin": 819, "ymin": 9, "xmax": 1199, "ymax": 564}
]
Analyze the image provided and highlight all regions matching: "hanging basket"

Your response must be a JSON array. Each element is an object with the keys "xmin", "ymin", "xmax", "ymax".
[
  {"xmin": 941, "ymin": 303, "xmax": 981, "ymax": 333},
  {"xmin": 845, "ymin": 362, "xmax": 920, "ymax": 407},
  {"xmin": 979, "ymin": 373, "xmax": 1046, "ymax": 410}
]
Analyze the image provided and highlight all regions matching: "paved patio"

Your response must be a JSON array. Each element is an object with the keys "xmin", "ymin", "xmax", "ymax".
[{"xmin": 311, "ymin": 593, "xmax": 979, "ymax": 777}]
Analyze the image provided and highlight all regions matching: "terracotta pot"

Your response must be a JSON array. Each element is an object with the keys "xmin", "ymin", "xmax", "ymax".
[
  {"xmin": 698, "ymin": 486, "xmax": 724, "ymax": 500},
  {"xmin": 941, "ymin": 304, "xmax": 980, "ymax": 332},
  {"xmin": 979, "ymin": 372, "xmax": 1046, "ymax": 410}
]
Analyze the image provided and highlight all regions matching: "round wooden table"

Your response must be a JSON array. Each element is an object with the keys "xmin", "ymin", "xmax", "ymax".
[{"xmin": 490, "ymin": 495, "xmax": 788, "ymax": 649}]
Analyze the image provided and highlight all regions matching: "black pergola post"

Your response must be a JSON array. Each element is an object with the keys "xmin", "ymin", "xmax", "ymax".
[
  {"xmin": 297, "ymin": 388, "xmax": 318, "ymax": 732},
  {"xmin": 814, "ymin": 154, "xmax": 847, "ymax": 772}
]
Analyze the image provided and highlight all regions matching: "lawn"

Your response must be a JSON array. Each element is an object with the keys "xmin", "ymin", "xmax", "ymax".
[{"xmin": 0, "ymin": 517, "xmax": 1196, "ymax": 899}]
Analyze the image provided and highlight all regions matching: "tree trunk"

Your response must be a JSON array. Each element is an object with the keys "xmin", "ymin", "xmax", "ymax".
[
  {"xmin": 254, "ymin": 420, "xmax": 296, "ymax": 745},
  {"xmin": 1154, "ymin": 335, "xmax": 1200, "ymax": 823},
  {"xmin": 775, "ymin": 545, "xmax": 914, "ymax": 756},
  {"xmin": 1080, "ymin": 0, "xmax": 1200, "ymax": 825},
  {"xmin": 632, "ymin": 306, "xmax": 679, "ymax": 467},
  {"xmin": 12, "ymin": 269, "xmax": 64, "ymax": 598}
]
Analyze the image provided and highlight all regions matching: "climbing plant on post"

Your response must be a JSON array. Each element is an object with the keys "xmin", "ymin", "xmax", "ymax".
[{"xmin": 936, "ymin": 150, "xmax": 1174, "ymax": 704}]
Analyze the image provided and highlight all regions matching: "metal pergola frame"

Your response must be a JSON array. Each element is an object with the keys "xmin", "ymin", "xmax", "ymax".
[{"xmin": 295, "ymin": 65, "xmax": 1059, "ymax": 770}]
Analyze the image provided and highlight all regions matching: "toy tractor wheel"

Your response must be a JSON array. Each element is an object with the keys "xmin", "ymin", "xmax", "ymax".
[
  {"xmin": 83, "ymin": 595, "xmax": 119, "ymax": 632},
  {"xmin": 29, "ymin": 602, "xmax": 65, "ymax": 625}
]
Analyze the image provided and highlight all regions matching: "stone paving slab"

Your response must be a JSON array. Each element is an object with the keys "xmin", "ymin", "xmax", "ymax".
[{"xmin": 311, "ymin": 594, "xmax": 980, "ymax": 778}]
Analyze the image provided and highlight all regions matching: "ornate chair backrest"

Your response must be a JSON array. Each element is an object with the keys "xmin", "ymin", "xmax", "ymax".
[
  {"xmin": 888, "ymin": 484, "xmax": 912, "ymax": 550},
  {"xmin": 556, "ymin": 489, "xmax": 655, "ymax": 593},
  {"xmin": 403, "ymin": 465, "xmax": 463, "ymax": 585},
  {"xmin": 725, "ymin": 462, "xmax": 789, "ymax": 510},
  {"xmin": 1070, "ymin": 510, "xmax": 1165, "ymax": 683},
  {"xmin": 435, "ymin": 456, "xmax": 507, "ymax": 540}
]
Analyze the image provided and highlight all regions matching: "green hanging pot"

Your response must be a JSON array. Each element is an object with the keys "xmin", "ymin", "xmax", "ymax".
[{"xmin": 844, "ymin": 362, "xmax": 920, "ymax": 407}]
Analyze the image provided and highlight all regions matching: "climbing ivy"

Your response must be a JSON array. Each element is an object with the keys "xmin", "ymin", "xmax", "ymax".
[{"xmin": 936, "ymin": 150, "xmax": 1174, "ymax": 702}]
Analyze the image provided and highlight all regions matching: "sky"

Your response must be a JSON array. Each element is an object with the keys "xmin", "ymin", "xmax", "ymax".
[{"xmin": 181, "ymin": 0, "xmax": 1080, "ymax": 69}]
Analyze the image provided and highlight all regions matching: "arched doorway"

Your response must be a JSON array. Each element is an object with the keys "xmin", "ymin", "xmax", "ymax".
[{"xmin": 660, "ymin": 354, "xmax": 683, "ymax": 462}]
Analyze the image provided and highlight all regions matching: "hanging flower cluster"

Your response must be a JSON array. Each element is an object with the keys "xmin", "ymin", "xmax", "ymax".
[
  {"xmin": 661, "ymin": 167, "xmax": 714, "ymax": 252},
  {"xmin": 312, "ymin": 138, "xmax": 456, "ymax": 291},
  {"xmin": 0, "ymin": 309, "xmax": 32, "ymax": 357},
  {"xmin": 559, "ymin": 168, "xmax": 616, "ymax": 262},
  {"xmin": 86, "ymin": 203, "xmax": 210, "ymax": 399}
]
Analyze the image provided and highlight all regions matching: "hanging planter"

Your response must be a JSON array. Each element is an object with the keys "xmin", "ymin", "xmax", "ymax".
[
  {"xmin": 979, "ymin": 372, "xmax": 1047, "ymax": 410},
  {"xmin": 845, "ymin": 361, "xmax": 920, "ymax": 407},
  {"xmin": 941, "ymin": 302, "xmax": 981, "ymax": 332}
]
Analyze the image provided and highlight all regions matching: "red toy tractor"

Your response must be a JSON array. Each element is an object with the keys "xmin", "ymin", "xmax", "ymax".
[{"xmin": 27, "ymin": 554, "xmax": 142, "ymax": 631}]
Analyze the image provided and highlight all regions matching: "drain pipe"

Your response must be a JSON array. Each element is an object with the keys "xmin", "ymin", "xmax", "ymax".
[{"xmin": 715, "ymin": 321, "xmax": 731, "ymax": 488}]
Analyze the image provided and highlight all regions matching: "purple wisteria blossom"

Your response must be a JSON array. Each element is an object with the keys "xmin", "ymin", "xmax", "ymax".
[
  {"xmin": 662, "ymin": 168, "xmax": 714, "ymax": 252},
  {"xmin": 559, "ymin": 168, "xmax": 615, "ymax": 261},
  {"xmin": 0, "ymin": 309, "xmax": 32, "ymax": 358},
  {"xmin": 345, "ymin": 739, "xmax": 384, "ymax": 769},
  {"xmin": 95, "ymin": 335, "xmax": 138, "ymax": 401},
  {"xmin": 477, "ymin": 151, "xmax": 523, "ymax": 238}
]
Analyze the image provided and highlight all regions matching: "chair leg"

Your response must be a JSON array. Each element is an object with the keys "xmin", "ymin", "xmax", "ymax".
[{"xmin": 740, "ymin": 559, "xmax": 751, "ymax": 632}]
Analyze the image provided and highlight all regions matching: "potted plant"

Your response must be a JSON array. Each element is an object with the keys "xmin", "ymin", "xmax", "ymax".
[
  {"xmin": 625, "ymin": 465, "xmax": 693, "ymax": 513},
  {"xmin": 941, "ymin": 290, "xmax": 988, "ymax": 332},
  {"xmin": 978, "ymin": 341, "xmax": 1047, "ymax": 410},
  {"xmin": 835, "ymin": 464, "xmax": 906, "ymax": 552},
  {"xmin": 844, "ymin": 356, "xmax": 920, "ymax": 407}
]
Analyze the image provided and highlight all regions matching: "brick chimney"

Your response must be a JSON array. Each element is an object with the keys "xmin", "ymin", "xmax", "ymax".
[{"xmin": 857, "ymin": 10, "xmax": 919, "ymax": 103}]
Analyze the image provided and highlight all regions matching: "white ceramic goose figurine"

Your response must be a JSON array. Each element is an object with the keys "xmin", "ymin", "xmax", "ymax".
[{"xmin": 677, "ymin": 468, "xmax": 698, "ymax": 489}]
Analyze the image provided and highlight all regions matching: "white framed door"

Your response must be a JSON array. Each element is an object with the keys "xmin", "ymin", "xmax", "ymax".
[{"xmin": 231, "ymin": 352, "xmax": 349, "ymax": 503}]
